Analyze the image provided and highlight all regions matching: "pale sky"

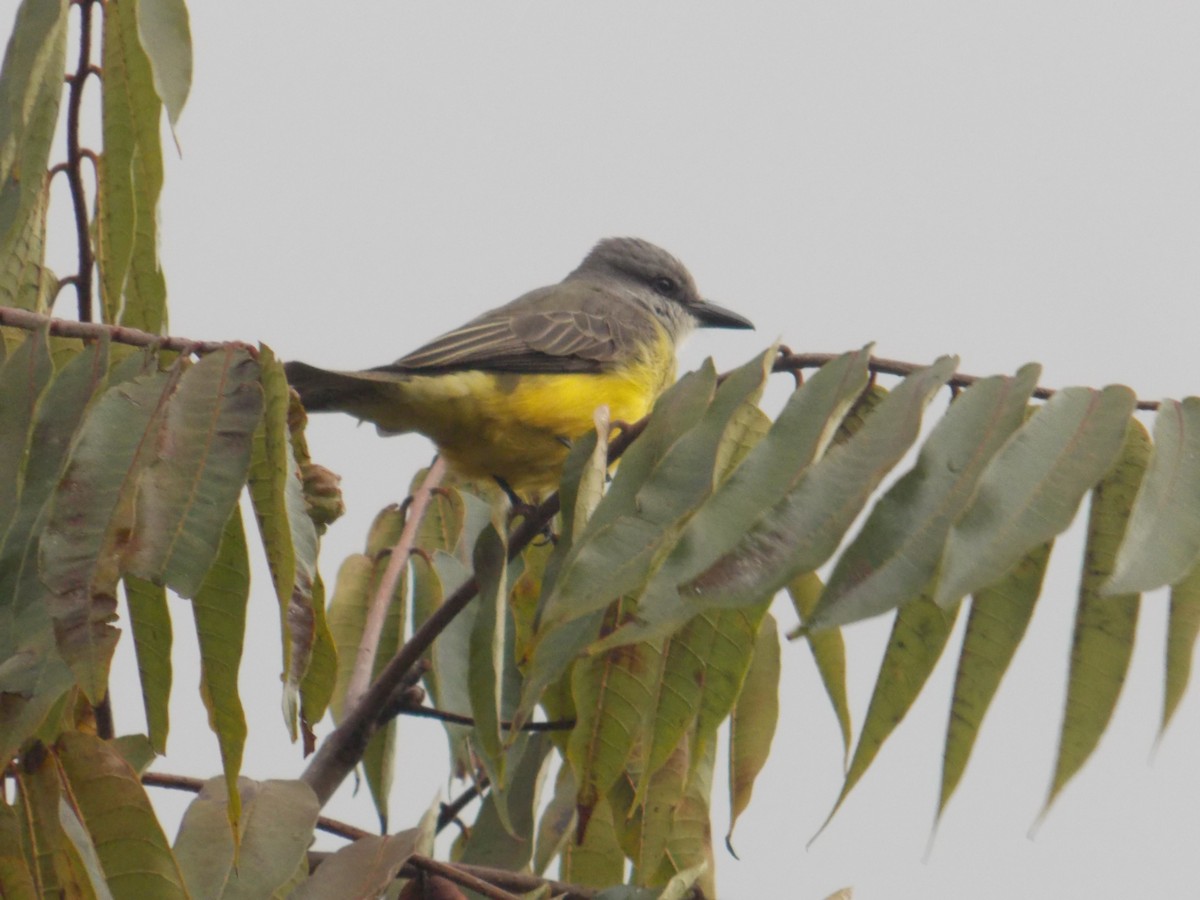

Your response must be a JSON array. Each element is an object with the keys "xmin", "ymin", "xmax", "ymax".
[{"xmin": 34, "ymin": 2, "xmax": 1200, "ymax": 897}]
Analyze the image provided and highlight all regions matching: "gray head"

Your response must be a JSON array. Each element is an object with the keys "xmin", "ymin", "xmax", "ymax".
[{"xmin": 568, "ymin": 237, "xmax": 754, "ymax": 338}]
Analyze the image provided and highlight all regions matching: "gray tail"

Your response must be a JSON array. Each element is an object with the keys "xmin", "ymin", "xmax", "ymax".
[{"xmin": 283, "ymin": 361, "xmax": 380, "ymax": 412}]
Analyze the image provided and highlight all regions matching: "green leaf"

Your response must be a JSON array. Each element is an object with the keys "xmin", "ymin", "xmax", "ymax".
[
  {"xmin": 0, "ymin": 797, "xmax": 39, "ymax": 900},
  {"xmin": 569, "ymin": 603, "xmax": 664, "ymax": 828},
  {"xmin": 1106, "ymin": 397, "xmax": 1200, "ymax": 594},
  {"xmin": 459, "ymin": 732, "xmax": 553, "ymax": 869},
  {"xmin": 727, "ymin": 613, "xmax": 780, "ymax": 850},
  {"xmin": 0, "ymin": 0, "xmax": 68, "ymax": 311},
  {"xmin": 786, "ymin": 572, "xmax": 852, "ymax": 761},
  {"xmin": 191, "ymin": 509, "xmax": 251, "ymax": 836},
  {"xmin": 812, "ymin": 364, "xmax": 1040, "ymax": 628},
  {"xmin": 248, "ymin": 347, "xmax": 326, "ymax": 739},
  {"xmin": 136, "ymin": 0, "xmax": 192, "ymax": 126},
  {"xmin": 55, "ymin": 731, "xmax": 187, "ymax": 898},
  {"xmin": 424, "ymin": 550, "xmax": 475, "ymax": 778},
  {"xmin": 1, "ymin": 336, "xmax": 105, "ymax": 689},
  {"xmin": 938, "ymin": 542, "xmax": 1051, "ymax": 819},
  {"xmin": 41, "ymin": 364, "xmax": 183, "ymax": 702},
  {"xmin": 823, "ymin": 595, "xmax": 959, "ymax": 830},
  {"xmin": 469, "ymin": 524, "xmax": 509, "ymax": 791},
  {"xmin": 1045, "ymin": 419, "xmax": 1150, "ymax": 813},
  {"xmin": 561, "ymin": 791, "xmax": 625, "ymax": 887},
  {"xmin": 127, "ymin": 347, "xmax": 262, "ymax": 598},
  {"xmin": 98, "ymin": 0, "xmax": 167, "ymax": 331},
  {"xmin": 123, "ymin": 576, "xmax": 172, "ymax": 754},
  {"xmin": 934, "ymin": 385, "xmax": 1136, "ymax": 608},
  {"xmin": 1163, "ymin": 561, "xmax": 1200, "ymax": 737},
  {"xmin": 542, "ymin": 348, "xmax": 774, "ymax": 630},
  {"xmin": 615, "ymin": 356, "xmax": 956, "ymax": 646},
  {"xmin": 0, "ymin": 326, "xmax": 53, "ymax": 534},
  {"xmin": 292, "ymin": 828, "xmax": 422, "ymax": 900},
  {"xmin": 174, "ymin": 777, "xmax": 319, "ymax": 900}
]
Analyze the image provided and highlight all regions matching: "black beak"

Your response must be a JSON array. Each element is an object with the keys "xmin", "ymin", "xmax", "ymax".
[{"xmin": 691, "ymin": 298, "xmax": 755, "ymax": 330}]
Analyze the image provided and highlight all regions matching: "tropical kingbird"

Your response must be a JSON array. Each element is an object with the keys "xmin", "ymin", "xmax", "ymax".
[{"xmin": 284, "ymin": 238, "xmax": 754, "ymax": 496}]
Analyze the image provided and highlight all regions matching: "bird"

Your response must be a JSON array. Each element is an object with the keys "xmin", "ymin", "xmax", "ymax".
[{"xmin": 284, "ymin": 237, "xmax": 754, "ymax": 498}]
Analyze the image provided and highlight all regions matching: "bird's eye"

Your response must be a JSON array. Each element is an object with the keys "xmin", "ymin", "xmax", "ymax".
[{"xmin": 651, "ymin": 276, "xmax": 677, "ymax": 297}]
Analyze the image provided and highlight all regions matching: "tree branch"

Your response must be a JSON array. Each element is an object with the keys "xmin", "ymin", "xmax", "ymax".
[
  {"xmin": 396, "ymin": 704, "xmax": 574, "ymax": 733},
  {"xmin": 63, "ymin": 0, "xmax": 99, "ymax": 322},
  {"xmin": 407, "ymin": 856, "xmax": 522, "ymax": 900},
  {"xmin": 0, "ymin": 306, "xmax": 245, "ymax": 356}
]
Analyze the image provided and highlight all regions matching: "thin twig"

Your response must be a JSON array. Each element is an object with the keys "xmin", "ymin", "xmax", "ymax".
[
  {"xmin": 776, "ymin": 351, "xmax": 1162, "ymax": 411},
  {"xmin": 0, "ymin": 306, "xmax": 242, "ymax": 356},
  {"xmin": 63, "ymin": 0, "xmax": 98, "ymax": 322},
  {"xmin": 407, "ymin": 856, "xmax": 522, "ymax": 900},
  {"xmin": 397, "ymin": 704, "xmax": 574, "ymax": 733},
  {"xmin": 343, "ymin": 456, "xmax": 447, "ymax": 717},
  {"xmin": 436, "ymin": 779, "xmax": 484, "ymax": 833}
]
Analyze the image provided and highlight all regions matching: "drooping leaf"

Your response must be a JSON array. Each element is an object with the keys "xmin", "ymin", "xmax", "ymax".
[
  {"xmin": 569, "ymin": 602, "xmax": 664, "ymax": 831},
  {"xmin": 823, "ymin": 595, "xmax": 959, "ymax": 831},
  {"xmin": 293, "ymin": 831, "xmax": 422, "ymax": 900},
  {"xmin": 136, "ymin": 0, "xmax": 192, "ymax": 125},
  {"xmin": 1163, "ymin": 561, "xmax": 1200, "ymax": 737},
  {"xmin": 786, "ymin": 572, "xmax": 852, "ymax": 761},
  {"xmin": 173, "ymin": 777, "xmax": 319, "ymax": 900},
  {"xmin": 190, "ymin": 509, "xmax": 251, "ymax": 835},
  {"xmin": 0, "ymin": 326, "xmax": 53, "ymax": 534},
  {"xmin": 0, "ymin": 0, "xmax": 68, "ymax": 311},
  {"xmin": 123, "ymin": 576, "xmax": 172, "ymax": 754},
  {"xmin": 612, "ymin": 356, "xmax": 957, "ymax": 646},
  {"xmin": 1106, "ymin": 397, "xmax": 1200, "ymax": 595},
  {"xmin": 812, "ymin": 364, "xmax": 1040, "ymax": 628},
  {"xmin": 727, "ymin": 613, "xmax": 780, "ymax": 849},
  {"xmin": 459, "ymin": 732, "xmax": 553, "ymax": 869},
  {"xmin": 127, "ymin": 347, "xmax": 262, "ymax": 598},
  {"xmin": 54, "ymin": 731, "xmax": 187, "ymax": 898},
  {"xmin": 533, "ymin": 763, "xmax": 576, "ymax": 876},
  {"xmin": 1045, "ymin": 419, "xmax": 1150, "ymax": 813},
  {"xmin": 938, "ymin": 542, "xmax": 1051, "ymax": 819},
  {"xmin": 0, "ymin": 797, "xmax": 38, "ymax": 900},
  {"xmin": 561, "ymin": 792, "xmax": 625, "ymax": 887},
  {"xmin": 248, "ymin": 346, "xmax": 327, "ymax": 740},
  {"xmin": 41, "ymin": 364, "xmax": 183, "ymax": 701},
  {"xmin": 424, "ymin": 550, "xmax": 475, "ymax": 778},
  {"xmin": 99, "ymin": 0, "xmax": 167, "ymax": 331},
  {"xmin": 469, "ymin": 523, "xmax": 509, "ymax": 791},
  {"xmin": 934, "ymin": 385, "xmax": 1136, "ymax": 608}
]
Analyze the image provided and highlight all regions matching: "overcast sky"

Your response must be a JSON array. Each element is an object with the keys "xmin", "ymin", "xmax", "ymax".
[{"xmin": 33, "ymin": 2, "xmax": 1200, "ymax": 897}]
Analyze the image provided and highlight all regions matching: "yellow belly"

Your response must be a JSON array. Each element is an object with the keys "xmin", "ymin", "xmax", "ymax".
[{"xmin": 354, "ymin": 345, "xmax": 675, "ymax": 495}]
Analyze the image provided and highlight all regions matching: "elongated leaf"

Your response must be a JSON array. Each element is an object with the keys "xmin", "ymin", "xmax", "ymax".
[
  {"xmin": 425, "ymin": 550, "xmax": 474, "ymax": 778},
  {"xmin": 293, "ymin": 830, "xmax": 421, "ymax": 900},
  {"xmin": 137, "ymin": 0, "xmax": 192, "ymax": 125},
  {"xmin": 460, "ymin": 733, "xmax": 553, "ymax": 868},
  {"xmin": 1106, "ymin": 397, "xmax": 1200, "ymax": 594},
  {"xmin": 1163, "ymin": 561, "xmax": 1200, "ymax": 737},
  {"xmin": 123, "ymin": 576, "xmax": 172, "ymax": 753},
  {"xmin": 1, "ymin": 337, "xmax": 106, "ymax": 674},
  {"xmin": 562, "ymin": 792, "xmax": 625, "ymax": 887},
  {"xmin": 542, "ymin": 348, "xmax": 773, "ymax": 630},
  {"xmin": 248, "ymin": 347, "xmax": 327, "ymax": 739},
  {"xmin": 727, "ymin": 613, "xmax": 780, "ymax": 849},
  {"xmin": 128, "ymin": 347, "xmax": 262, "ymax": 598},
  {"xmin": 655, "ymin": 741, "xmax": 715, "ymax": 894},
  {"xmin": 611, "ymin": 356, "xmax": 957, "ymax": 647},
  {"xmin": 569, "ymin": 603, "xmax": 663, "ymax": 832},
  {"xmin": 938, "ymin": 542, "xmax": 1051, "ymax": 818},
  {"xmin": 41, "ymin": 365, "xmax": 183, "ymax": 701},
  {"xmin": 1045, "ymin": 420, "xmax": 1150, "ymax": 812},
  {"xmin": 174, "ymin": 777, "xmax": 319, "ymax": 900},
  {"xmin": 0, "ymin": 326, "xmax": 53, "ymax": 534},
  {"xmin": 191, "ymin": 510, "xmax": 251, "ymax": 834},
  {"xmin": 14, "ymin": 751, "xmax": 87, "ymax": 897},
  {"xmin": 469, "ymin": 524, "xmax": 509, "ymax": 790},
  {"xmin": 55, "ymin": 731, "xmax": 187, "ymax": 898},
  {"xmin": 934, "ymin": 385, "xmax": 1135, "ymax": 608},
  {"xmin": 0, "ymin": 797, "xmax": 38, "ymax": 900},
  {"xmin": 786, "ymin": 572, "xmax": 851, "ymax": 760},
  {"xmin": 99, "ymin": 0, "xmax": 167, "ymax": 331},
  {"xmin": 812, "ymin": 364, "xmax": 1040, "ymax": 628},
  {"xmin": 823, "ymin": 595, "xmax": 958, "ymax": 830},
  {"xmin": 55, "ymin": 798, "xmax": 109, "ymax": 899},
  {"xmin": 0, "ymin": 0, "xmax": 67, "ymax": 311}
]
